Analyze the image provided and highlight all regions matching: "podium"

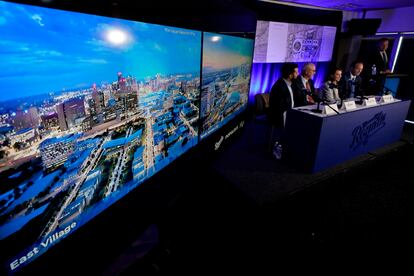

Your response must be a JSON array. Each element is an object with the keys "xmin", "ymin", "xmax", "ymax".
[
  {"xmin": 284, "ymin": 99, "xmax": 411, "ymax": 173},
  {"xmin": 383, "ymin": 74, "xmax": 407, "ymax": 97}
]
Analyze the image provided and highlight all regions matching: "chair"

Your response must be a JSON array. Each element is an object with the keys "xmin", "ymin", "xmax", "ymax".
[
  {"xmin": 250, "ymin": 93, "xmax": 271, "ymax": 146},
  {"xmin": 253, "ymin": 93, "xmax": 269, "ymax": 120}
]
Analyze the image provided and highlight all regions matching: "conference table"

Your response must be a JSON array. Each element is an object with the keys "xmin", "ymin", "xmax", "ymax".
[{"xmin": 284, "ymin": 97, "xmax": 411, "ymax": 173}]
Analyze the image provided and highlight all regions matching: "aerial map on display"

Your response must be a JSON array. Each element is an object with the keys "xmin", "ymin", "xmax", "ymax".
[
  {"xmin": 286, "ymin": 23, "xmax": 324, "ymax": 61},
  {"xmin": 253, "ymin": 20, "xmax": 336, "ymax": 63}
]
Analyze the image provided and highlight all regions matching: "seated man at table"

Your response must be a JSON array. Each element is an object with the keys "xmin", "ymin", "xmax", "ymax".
[
  {"xmin": 340, "ymin": 61, "xmax": 364, "ymax": 100},
  {"xmin": 292, "ymin": 62, "xmax": 317, "ymax": 106}
]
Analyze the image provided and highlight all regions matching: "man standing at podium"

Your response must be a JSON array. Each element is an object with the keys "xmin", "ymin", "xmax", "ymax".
[
  {"xmin": 365, "ymin": 38, "xmax": 391, "ymax": 95},
  {"xmin": 371, "ymin": 37, "xmax": 391, "ymax": 75}
]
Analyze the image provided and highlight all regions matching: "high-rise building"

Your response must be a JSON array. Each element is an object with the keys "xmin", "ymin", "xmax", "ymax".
[
  {"xmin": 91, "ymin": 83, "xmax": 103, "ymax": 114},
  {"xmin": 28, "ymin": 107, "xmax": 40, "ymax": 127},
  {"xmin": 125, "ymin": 75, "xmax": 138, "ymax": 92},
  {"xmin": 114, "ymin": 92, "xmax": 138, "ymax": 114},
  {"xmin": 56, "ymin": 98, "xmax": 86, "ymax": 131},
  {"xmin": 13, "ymin": 107, "xmax": 40, "ymax": 131},
  {"xmin": 41, "ymin": 112, "xmax": 59, "ymax": 129},
  {"xmin": 125, "ymin": 92, "xmax": 138, "ymax": 112},
  {"xmin": 57, "ymin": 103, "xmax": 67, "ymax": 131},
  {"xmin": 13, "ymin": 110, "xmax": 27, "ymax": 131},
  {"xmin": 201, "ymin": 84, "xmax": 214, "ymax": 117},
  {"xmin": 103, "ymin": 89, "xmax": 112, "ymax": 107},
  {"xmin": 118, "ymin": 72, "xmax": 127, "ymax": 92},
  {"xmin": 112, "ymin": 73, "xmax": 139, "ymax": 114}
]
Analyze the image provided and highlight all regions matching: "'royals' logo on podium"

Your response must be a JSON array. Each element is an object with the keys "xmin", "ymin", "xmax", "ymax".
[{"xmin": 350, "ymin": 112, "xmax": 386, "ymax": 150}]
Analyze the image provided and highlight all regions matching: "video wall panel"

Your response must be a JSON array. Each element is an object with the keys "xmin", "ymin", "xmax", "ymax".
[
  {"xmin": 200, "ymin": 33, "xmax": 254, "ymax": 139},
  {"xmin": 0, "ymin": 1, "xmax": 201, "ymax": 271}
]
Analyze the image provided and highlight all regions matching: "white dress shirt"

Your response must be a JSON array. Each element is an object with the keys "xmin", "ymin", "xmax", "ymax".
[{"xmin": 283, "ymin": 78, "xmax": 294, "ymax": 126}]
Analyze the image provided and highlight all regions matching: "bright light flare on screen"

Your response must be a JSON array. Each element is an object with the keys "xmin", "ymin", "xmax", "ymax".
[
  {"xmin": 211, "ymin": 36, "xmax": 221, "ymax": 42},
  {"xmin": 106, "ymin": 28, "xmax": 129, "ymax": 45}
]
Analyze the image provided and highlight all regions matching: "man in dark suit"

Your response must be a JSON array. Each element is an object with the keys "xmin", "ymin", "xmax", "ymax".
[
  {"xmin": 292, "ymin": 62, "xmax": 317, "ymax": 107},
  {"xmin": 340, "ymin": 61, "xmax": 364, "ymax": 99},
  {"xmin": 364, "ymin": 38, "xmax": 391, "ymax": 95},
  {"xmin": 269, "ymin": 62, "xmax": 299, "ymax": 128},
  {"xmin": 268, "ymin": 62, "xmax": 298, "ymax": 159},
  {"xmin": 370, "ymin": 38, "xmax": 391, "ymax": 75}
]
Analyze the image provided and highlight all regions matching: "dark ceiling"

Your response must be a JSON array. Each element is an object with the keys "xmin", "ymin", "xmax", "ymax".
[
  {"xmin": 5, "ymin": 0, "xmax": 412, "ymax": 34},
  {"xmin": 269, "ymin": 0, "xmax": 414, "ymax": 11},
  {"xmin": 4, "ymin": 0, "xmax": 260, "ymax": 33},
  {"xmin": 6, "ymin": 0, "xmax": 414, "ymax": 12}
]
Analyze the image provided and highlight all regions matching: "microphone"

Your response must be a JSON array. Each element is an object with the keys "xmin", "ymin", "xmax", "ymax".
[
  {"xmin": 310, "ymin": 95, "xmax": 339, "ymax": 114},
  {"xmin": 338, "ymin": 96, "xmax": 344, "ymax": 109}
]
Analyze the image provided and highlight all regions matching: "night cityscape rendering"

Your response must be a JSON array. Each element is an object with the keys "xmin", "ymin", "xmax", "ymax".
[
  {"xmin": 200, "ymin": 33, "xmax": 254, "ymax": 139},
  {"xmin": 0, "ymin": 1, "xmax": 201, "ymax": 271}
]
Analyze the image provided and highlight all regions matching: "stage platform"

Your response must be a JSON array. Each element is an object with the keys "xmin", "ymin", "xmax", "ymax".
[{"xmin": 211, "ymin": 119, "xmax": 414, "ymax": 206}]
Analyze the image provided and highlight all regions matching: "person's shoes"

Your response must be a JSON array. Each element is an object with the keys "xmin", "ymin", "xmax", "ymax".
[{"xmin": 273, "ymin": 142, "xmax": 282, "ymax": 160}]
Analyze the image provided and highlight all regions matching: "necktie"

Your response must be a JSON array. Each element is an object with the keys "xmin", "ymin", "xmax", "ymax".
[
  {"xmin": 382, "ymin": 52, "xmax": 387, "ymax": 67},
  {"xmin": 305, "ymin": 81, "xmax": 310, "ymax": 91},
  {"xmin": 350, "ymin": 77, "xmax": 355, "ymax": 98},
  {"xmin": 305, "ymin": 81, "xmax": 314, "ymax": 103}
]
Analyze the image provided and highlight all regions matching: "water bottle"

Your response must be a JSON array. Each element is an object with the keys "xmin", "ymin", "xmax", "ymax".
[{"xmin": 371, "ymin": 64, "xmax": 377, "ymax": 76}]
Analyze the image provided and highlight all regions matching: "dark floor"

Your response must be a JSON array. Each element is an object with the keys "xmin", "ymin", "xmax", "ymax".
[
  {"xmin": 117, "ymin": 121, "xmax": 414, "ymax": 274},
  {"xmin": 10, "ymin": 121, "xmax": 414, "ymax": 275}
]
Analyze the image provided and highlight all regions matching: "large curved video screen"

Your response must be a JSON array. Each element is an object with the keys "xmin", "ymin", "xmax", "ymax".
[
  {"xmin": 253, "ymin": 20, "xmax": 337, "ymax": 63},
  {"xmin": 0, "ymin": 1, "xmax": 201, "ymax": 271},
  {"xmin": 200, "ymin": 33, "xmax": 254, "ymax": 139}
]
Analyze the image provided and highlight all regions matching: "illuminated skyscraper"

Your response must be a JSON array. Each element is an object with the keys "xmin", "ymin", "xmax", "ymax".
[
  {"xmin": 125, "ymin": 76, "xmax": 138, "ymax": 92},
  {"xmin": 200, "ymin": 84, "xmax": 214, "ymax": 117},
  {"xmin": 13, "ymin": 107, "xmax": 40, "ymax": 131},
  {"xmin": 103, "ymin": 89, "xmax": 112, "ymax": 107},
  {"xmin": 41, "ymin": 112, "xmax": 59, "ymax": 129},
  {"xmin": 91, "ymin": 83, "xmax": 104, "ymax": 114},
  {"xmin": 57, "ymin": 103, "xmax": 67, "ymax": 131},
  {"xmin": 117, "ymin": 72, "xmax": 127, "ymax": 92},
  {"xmin": 112, "ymin": 73, "xmax": 139, "ymax": 114},
  {"xmin": 57, "ymin": 98, "xmax": 86, "ymax": 131},
  {"xmin": 28, "ymin": 107, "xmax": 40, "ymax": 127}
]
